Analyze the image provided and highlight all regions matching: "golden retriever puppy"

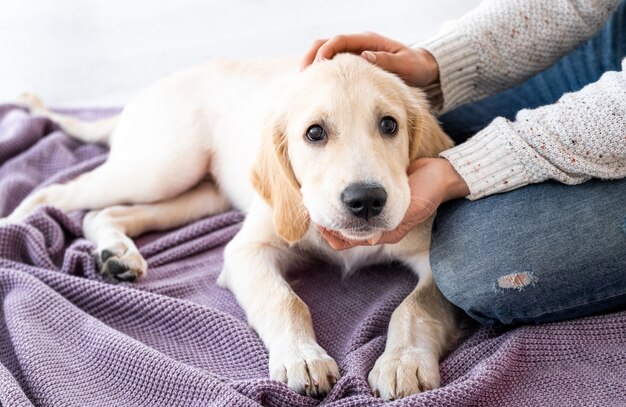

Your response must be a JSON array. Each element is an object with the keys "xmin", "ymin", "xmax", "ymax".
[{"xmin": 4, "ymin": 54, "xmax": 458, "ymax": 399}]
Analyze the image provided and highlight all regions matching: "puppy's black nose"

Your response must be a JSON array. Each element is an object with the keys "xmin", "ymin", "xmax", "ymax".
[{"xmin": 341, "ymin": 183, "xmax": 387, "ymax": 220}]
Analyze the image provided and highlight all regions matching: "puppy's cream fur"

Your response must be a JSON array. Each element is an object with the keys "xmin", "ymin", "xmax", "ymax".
[{"xmin": 6, "ymin": 54, "xmax": 458, "ymax": 400}]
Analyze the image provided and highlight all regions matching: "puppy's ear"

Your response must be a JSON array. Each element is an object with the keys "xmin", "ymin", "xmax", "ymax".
[
  {"xmin": 406, "ymin": 89, "xmax": 455, "ymax": 159},
  {"xmin": 251, "ymin": 116, "xmax": 310, "ymax": 244}
]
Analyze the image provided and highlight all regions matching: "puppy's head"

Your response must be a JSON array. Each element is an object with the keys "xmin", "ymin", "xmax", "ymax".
[{"xmin": 252, "ymin": 53, "xmax": 453, "ymax": 244}]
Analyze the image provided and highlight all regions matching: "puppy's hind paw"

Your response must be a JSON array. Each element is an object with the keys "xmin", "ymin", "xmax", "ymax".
[
  {"xmin": 17, "ymin": 92, "xmax": 47, "ymax": 114},
  {"xmin": 95, "ymin": 245, "xmax": 147, "ymax": 283}
]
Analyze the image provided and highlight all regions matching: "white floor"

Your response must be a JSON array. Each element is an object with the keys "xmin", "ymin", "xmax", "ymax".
[{"xmin": 0, "ymin": 0, "xmax": 480, "ymax": 107}]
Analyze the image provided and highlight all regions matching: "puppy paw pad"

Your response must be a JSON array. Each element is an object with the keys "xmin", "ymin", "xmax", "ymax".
[{"xmin": 95, "ymin": 247, "xmax": 147, "ymax": 283}]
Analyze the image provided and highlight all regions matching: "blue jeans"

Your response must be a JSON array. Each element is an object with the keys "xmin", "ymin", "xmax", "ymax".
[{"xmin": 431, "ymin": 1, "xmax": 626, "ymax": 326}]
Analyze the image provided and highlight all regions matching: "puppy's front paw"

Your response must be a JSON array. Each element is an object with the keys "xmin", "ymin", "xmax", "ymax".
[
  {"xmin": 269, "ymin": 341, "xmax": 340, "ymax": 398},
  {"xmin": 95, "ymin": 244, "xmax": 147, "ymax": 283},
  {"xmin": 368, "ymin": 346, "xmax": 440, "ymax": 400}
]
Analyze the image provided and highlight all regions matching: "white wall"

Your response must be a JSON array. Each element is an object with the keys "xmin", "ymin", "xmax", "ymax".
[{"xmin": 0, "ymin": 0, "xmax": 480, "ymax": 106}]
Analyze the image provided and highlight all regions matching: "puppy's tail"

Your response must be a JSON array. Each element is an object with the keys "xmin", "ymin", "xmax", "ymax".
[{"xmin": 17, "ymin": 93, "xmax": 119, "ymax": 146}]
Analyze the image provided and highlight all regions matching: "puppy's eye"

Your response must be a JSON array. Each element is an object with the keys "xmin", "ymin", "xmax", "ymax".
[
  {"xmin": 379, "ymin": 116, "xmax": 398, "ymax": 135},
  {"xmin": 305, "ymin": 125, "xmax": 327, "ymax": 142}
]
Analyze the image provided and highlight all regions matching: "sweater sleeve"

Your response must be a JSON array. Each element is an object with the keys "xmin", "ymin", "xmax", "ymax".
[
  {"xmin": 416, "ymin": 0, "xmax": 620, "ymax": 114},
  {"xmin": 440, "ymin": 59, "xmax": 626, "ymax": 200}
]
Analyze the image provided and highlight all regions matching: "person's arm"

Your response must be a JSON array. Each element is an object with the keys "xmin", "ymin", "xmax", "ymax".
[
  {"xmin": 441, "ymin": 59, "xmax": 626, "ymax": 200},
  {"xmin": 420, "ymin": 0, "xmax": 620, "ymax": 114}
]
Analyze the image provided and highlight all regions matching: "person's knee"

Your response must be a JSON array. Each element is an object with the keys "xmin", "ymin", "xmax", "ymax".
[
  {"xmin": 430, "ymin": 178, "xmax": 626, "ymax": 326},
  {"xmin": 429, "ymin": 200, "xmax": 513, "ymax": 325},
  {"xmin": 435, "ymin": 267, "xmax": 545, "ymax": 326},
  {"xmin": 431, "ymin": 259, "xmax": 506, "ymax": 326},
  {"xmin": 430, "ymin": 247, "xmax": 545, "ymax": 326}
]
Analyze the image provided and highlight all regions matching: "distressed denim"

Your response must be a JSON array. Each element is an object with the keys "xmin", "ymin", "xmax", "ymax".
[{"xmin": 431, "ymin": 0, "xmax": 626, "ymax": 326}]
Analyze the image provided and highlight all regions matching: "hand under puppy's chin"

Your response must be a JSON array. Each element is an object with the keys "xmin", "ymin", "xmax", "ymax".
[{"xmin": 337, "ymin": 230, "xmax": 383, "ymax": 243}]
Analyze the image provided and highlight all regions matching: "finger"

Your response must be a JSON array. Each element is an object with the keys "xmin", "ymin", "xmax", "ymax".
[
  {"xmin": 360, "ymin": 50, "xmax": 398, "ymax": 70},
  {"xmin": 330, "ymin": 239, "xmax": 357, "ymax": 250},
  {"xmin": 317, "ymin": 226, "xmax": 342, "ymax": 240},
  {"xmin": 300, "ymin": 38, "xmax": 328, "ymax": 70},
  {"xmin": 318, "ymin": 228, "xmax": 352, "ymax": 250},
  {"xmin": 373, "ymin": 204, "xmax": 435, "ymax": 246},
  {"xmin": 325, "ymin": 234, "xmax": 359, "ymax": 251},
  {"xmin": 315, "ymin": 33, "xmax": 403, "ymax": 62},
  {"xmin": 362, "ymin": 50, "xmax": 422, "ymax": 86},
  {"xmin": 318, "ymin": 227, "xmax": 368, "ymax": 250},
  {"xmin": 375, "ymin": 229, "xmax": 408, "ymax": 245},
  {"xmin": 409, "ymin": 196, "xmax": 438, "ymax": 217},
  {"xmin": 378, "ymin": 219, "xmax": 427, "ymax": 245},
  {"xmin": 366, "ymin": 231, "xmax": 383, "ymax": 245}
]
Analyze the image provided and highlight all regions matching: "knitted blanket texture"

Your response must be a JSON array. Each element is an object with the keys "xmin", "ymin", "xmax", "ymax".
[{"xmin": 0, "ymin": 105, "xmax": 624, "ymax": 406}]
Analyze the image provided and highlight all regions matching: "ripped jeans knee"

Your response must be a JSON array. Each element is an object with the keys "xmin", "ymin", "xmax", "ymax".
[{"xmin": 430, "ymin": 178, "xmax": 626, "ymax": 326}]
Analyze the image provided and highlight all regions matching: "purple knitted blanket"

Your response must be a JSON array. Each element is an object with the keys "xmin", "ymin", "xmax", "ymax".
[{"xmin": 0, "ymin": 104, "xmax": 624, "ymax": 406}]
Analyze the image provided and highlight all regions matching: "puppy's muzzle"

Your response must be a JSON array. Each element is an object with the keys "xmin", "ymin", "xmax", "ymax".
[{"xmin": 341, "ymin": 183, "xmax": 387, "ymax": 221}]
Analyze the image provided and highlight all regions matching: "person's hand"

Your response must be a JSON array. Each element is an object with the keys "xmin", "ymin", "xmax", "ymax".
[
  {"xmin": 300, "ymin": 32, "xmax": 439, "ymax": 88},
  {"xmin": 319, "ymin": 158, "xmax": 469, "ymax": 250}
]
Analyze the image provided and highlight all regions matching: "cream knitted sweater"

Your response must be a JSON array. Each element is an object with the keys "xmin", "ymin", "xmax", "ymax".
[{"xmin": 419, "ymin": 0, "xmax": 626, "ymax": 199}]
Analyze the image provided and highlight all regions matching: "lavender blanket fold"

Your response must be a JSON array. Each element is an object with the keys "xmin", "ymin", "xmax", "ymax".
[{"xmin": 0, "ymin": 104, "xmax": 625, "ymax": 407}]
